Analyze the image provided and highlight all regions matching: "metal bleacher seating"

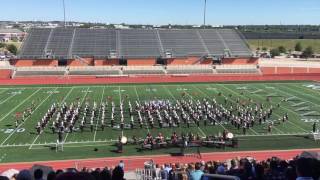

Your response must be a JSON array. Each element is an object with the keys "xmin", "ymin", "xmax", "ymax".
[
  {"xmin": 218, "ymin": 29, "xmax": 252, "ymax": 57},
  {"xmin": 158, "ymin": 29, "xmax": 207, "ymax": 57},
  {"xmin": 120, "ymin": 29, "xmax": 161, "ymax": 58},
  {"xmin": 46, "ymin": 28, "xmax": 74, "ymax": 59},
  {"xmin": 19, "ymin": 28, "xmax": 52, "ymax": 59},
  {"xmin": 72, "ymin": 29, "xmax": 117, "ymax": 58},
  {"xmin": 18, "ymin": 28, "xmax": 252, "ymax": 59}
]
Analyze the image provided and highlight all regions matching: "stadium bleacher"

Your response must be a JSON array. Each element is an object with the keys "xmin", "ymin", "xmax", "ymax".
[
  {"xmin": 18, "ymin": 28, "xmax": 252, "ymax": 59},
  {"xmin": 19, "ymin": 28, "xmax": 52, "ymax": 59}
]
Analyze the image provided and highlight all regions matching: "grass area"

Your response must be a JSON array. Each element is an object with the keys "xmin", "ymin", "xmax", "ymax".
[
  {"xmin": 0, "ymin": 82, "xmax": 319, "ymax": 163},
  {"xmin": 247, "ymin": 39, "xmax": 320, "ymax": 52}
]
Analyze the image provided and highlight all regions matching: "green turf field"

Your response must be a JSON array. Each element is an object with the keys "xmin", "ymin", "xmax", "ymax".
[{"xmin": 0, "ymin": 82, "xmax": 320, "ymax": 163}]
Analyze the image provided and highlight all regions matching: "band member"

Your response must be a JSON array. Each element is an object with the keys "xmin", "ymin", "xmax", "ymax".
[
  {"xmin": 90, "ymin": 120, "xmax": 94, "ymax": 132},
  {"xmin": 80, "ymin": 120, "xmax": 85, "ymax": 132},
  {"xmin": 171, "ymin": 132, "xmax": 178, "ymax": 144},
  {"xmin": 101, "ymin": 120, "xmax": 105, "ymax": 131},
  {"xmin": 144, "ymin": 133, "xmax": 154, "ymax": 146},
  {"xmin": 58, "ymin": 129, "xmax": 64, "ymax": 143},
  {"xmin": 155, "ymin": 133, "xmax": 165, "ymax": 144},
  {"xmin": 15, "ymin": 120, "xmax": 19, "ymax": 129},
  {"xmin": 36, "ymin": 122, "xmax": 41, "ymax": 135},
  {"xmin": 51, "ymin": 122, "xmax": 55, "ymax": 134},
  {"xmin": 117, "ymin": 136, "xmax": 123, "ymax": 153},
  {"xmin": 268, "ymin": 123, "xmax": 272, "ymax": 133}
]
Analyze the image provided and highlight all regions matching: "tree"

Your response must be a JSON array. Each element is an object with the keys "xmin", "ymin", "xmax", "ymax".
[
  {"xmin": 0, "ymin": 43, "xmax": 5, "ymax": 49},
  {"xmin": 262, "ymin": 47, "xmax": 268, "ymax": 51},
  {"xmin": 270, "ymin": 48, "xmax": 280, "ymax": 57},
  {"xmin": 278, "ymin": 46, "xmax": 286, "ymax": 53},
  {"xmin": 6, "ymin": 44, "xmax": 17, "ymax": 55},
  {"xmin": 302, "ymin": 46, "xmax": 314, "ymax": 58},
  {"xmin": 294, "ymin": 42, "xmax": 302, "ymax": 51}
]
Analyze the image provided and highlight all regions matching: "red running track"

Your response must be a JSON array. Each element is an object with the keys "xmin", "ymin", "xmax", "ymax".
[
  {"xmin": 0, "ymin": 148, "xmax": 319, "ymax": 172},
  {"xmin": 0, "ymin": 74, "xmax": 320, "ymax": 85}
]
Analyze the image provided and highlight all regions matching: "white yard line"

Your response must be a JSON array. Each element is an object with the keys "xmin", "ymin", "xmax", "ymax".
[
  {"xmin": 63, "ymin": 87, "xmax": 90, "ymax": 143},
  {"xmin": 259, "ymin": 84, "xmax": 310, "ymax": 132},
  {"xmin": 93, "ymin": 86, "xmax": 105, "ymax": 141},
  {"xmin": 0, "ymin": 88, "xmax": 53, "ymax": 146},
  {"xmin": 134, "ymin": 86, "xmax": 150, "ymax": 133},
  {"xmin": 0, "ymin": 88, "xmax": 41, "ymax": 122},
  {"xmin": 0, "ymin": 94, "xmax": 16, "ymax": 105},
  {"xmin": 29, "ymin": 87, "xmax": 74, "ymax": 149},
  {"xmin": 277, "ymin": 86, "xmax": 320, "ymax": 108}
]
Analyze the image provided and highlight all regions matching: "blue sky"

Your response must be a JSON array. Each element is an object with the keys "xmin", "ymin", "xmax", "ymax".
[{"xmin": 2, "ymin": 0, "xmax": 320, "ymax": 25}]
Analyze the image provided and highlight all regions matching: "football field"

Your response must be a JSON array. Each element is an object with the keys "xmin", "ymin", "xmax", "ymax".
[{"xmin": 0, "ymin": 81, "xmax": 320, "ymax": 163}]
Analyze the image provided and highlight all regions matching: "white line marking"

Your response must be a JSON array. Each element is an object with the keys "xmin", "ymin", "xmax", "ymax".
[
  {"xmin": 0, "ymin": 88, "xmax": 53, "ymax": 146},
  {"xmin": 0, "ymin": 88, "xmax": 41, "ymax": 122},
  {"xmin": 134, "ymin": 86, "xmax": 150, "ymax": 133},
  {"xmin": 93, "ymin": 86, "xmax": 105, "ymax": 141}
]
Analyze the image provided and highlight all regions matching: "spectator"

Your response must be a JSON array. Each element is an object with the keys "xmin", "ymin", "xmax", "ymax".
[
  {"xmin": 160, "ymin": 165, "xmax": 168, "ymax": 180},
  {"xmin": 119, "ymin": 160, "xmax": 125, "ymax": 170},
  {"xmin": 296, "ymin": 158, "xmax": 314, "ymax": 180},
  {"xmin": 47, "ymin": 171, "xmax": 56, "ymax": 180},
  {"xmin": 34, "ymin": 169, "xmax": 44, "ymax": 180},
  {"xmin": 190, "ymin": 162, "xmax": 203, "ymax": 180},
  {"xmin": 112, "ymin": 166, "xmax": 125, "ymax": 180},
  {"xmin": 100, "ymin": 169, "xmax": 111, "ymax": 180},
  {"xmin": 16, "ymin": 170, "xmax": 32, "ymax": 180}
]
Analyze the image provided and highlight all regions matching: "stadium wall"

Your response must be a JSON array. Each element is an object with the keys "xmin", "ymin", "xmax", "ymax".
[
  {"xmin": 260, "ymin": 67, "xmax": 320, "ymax": 75},
  {"xmin": 222, "ymin": 57, "xmax": 259, "ymax": 65},
  {"xmin": 0, "ymin": 69, "xmax": 12, "ymax": 79},
  {"xmin": 94, "ymin": 59, "xmax": 119, "ymax": 66},
  {"xmin": 67, "ymin": 58, "xmax": 94, "ymax": 66},
  {"xmin": 10, "ymin": 59, "xmax": 58, "ymax": 66},
  {"xmin": 167, "ymin": 57, "xmax": 200, "ymax": 65},
  {"xmin": 127, "ymin": 58, "xmax": 156, "ymax": 66}
]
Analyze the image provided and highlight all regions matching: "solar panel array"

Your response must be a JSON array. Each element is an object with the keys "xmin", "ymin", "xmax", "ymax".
[{"xmin": 18, "ymin": 28, "xmax": 252, "ymax": 59}]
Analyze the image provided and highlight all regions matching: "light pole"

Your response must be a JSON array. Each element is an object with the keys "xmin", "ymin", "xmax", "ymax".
[
  {"xmin": 203, "ymin": 0, "xmax": 207, "ymax": 29},
  {"xmin": 63, "ymin": 0, "xmax": 66, "ymax": 27}
]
